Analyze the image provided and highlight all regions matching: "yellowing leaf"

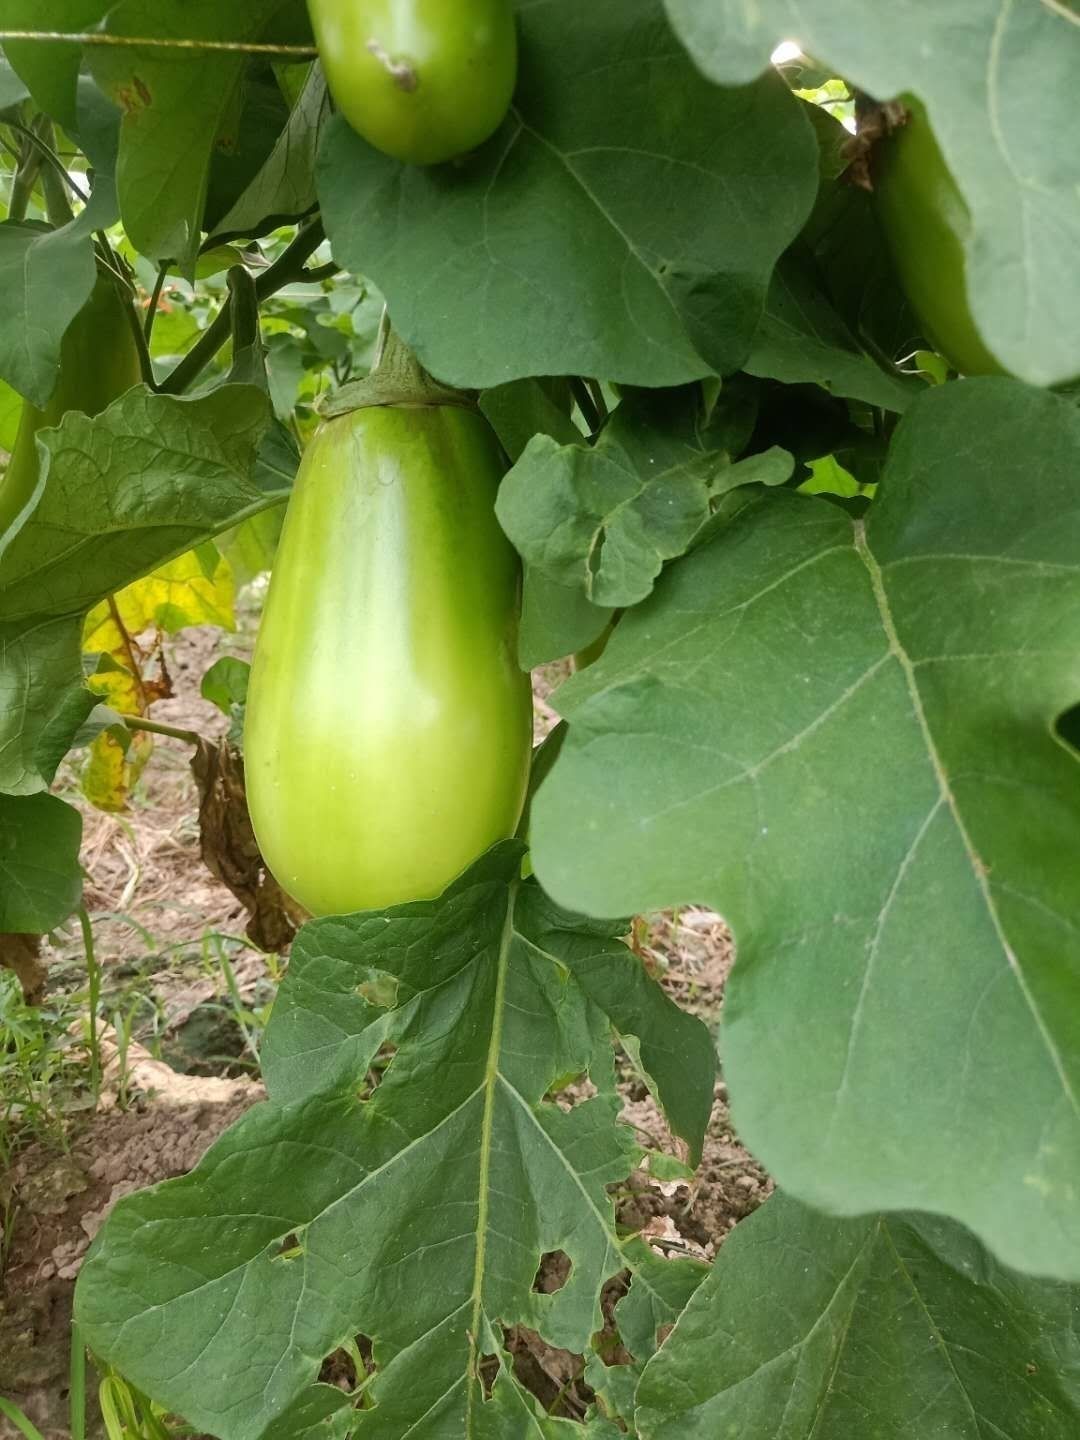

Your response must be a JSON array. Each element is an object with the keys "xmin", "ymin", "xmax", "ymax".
[
  {"xmin": 112, "ymin": 545, "xmax": 235, "ymax": 638},
  {"xmin": 81, "ymin": 728, "xmax": 154, "ymax": 813},
  {"xmin": 80, "ymin": 546, "xmax": 235, "ymax": 808}
]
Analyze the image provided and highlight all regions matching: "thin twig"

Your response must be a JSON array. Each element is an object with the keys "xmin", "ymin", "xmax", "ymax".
[
  {"xmin": 144, "ymin": 264, "xmax": 168, "ymax": 343},
  {"xmin": 0, "ymin": 30, "xmax": 318, "ymax": 57},
  {"xmin": 4, "ymin": 116, "xmax": 90, "ymax": 203},
  {"xmin": 123, "ymin": 715, "xmax": 201, "ymax": 745},
  {"xmin": 78, "ymin": 906, "xmax": 102, "ymax": 1101}
]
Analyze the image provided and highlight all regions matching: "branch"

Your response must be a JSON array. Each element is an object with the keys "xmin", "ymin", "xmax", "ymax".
[
  {"xmin": 144, "ymin": 264, "xmax": 168, "ymax": 343},
  {"xmin": 0, "ymin": 30, "xmax": 317, "ymax": 58},
  {"xmin": 160, "ymin": 220, "xmax": 328, "ymax": 396},
  {"xmin": 123, "ymin": 715, "xmax": 201, "ymax": 745},
  {"xmin": 35, "ymin": 118, "xmax": 74, "ymax": 226}
]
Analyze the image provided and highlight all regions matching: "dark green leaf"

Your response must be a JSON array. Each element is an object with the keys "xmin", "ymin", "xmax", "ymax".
[
  {"xmin": 480, "ymin": 378, "xmax": 581, "ymax": 464},
  {"xmin": 0, "ymin": 792, "xmax": 82, "ymax": 931},
  {"xmin": 664, "ymin": 0, "xmax": 1080, "ymax": 387},
  {"xmin": 318, "ymin": 0, "xmax": 818, "ymax": 388},
  {"xmin": 211, "ymin": 63, "xmax": 329, "ymax": 241},
  {"xmin": 203, "ymin": 67, "xmax": 292, "ymax": 235},
  {"xmin": 747, "ymin": 249, "xmax": 919, "ymax": 411},
  {"xmin": 520, "ymin": 572, "xmax": 613, "ymax": 670},
  {"xmin": 638, "ymin": 1191, "xmax": 1080, "ymax": 1438},
  {"xmin": 532, "ymin": 378, "xmax": 1080, "ymax": 1278}
]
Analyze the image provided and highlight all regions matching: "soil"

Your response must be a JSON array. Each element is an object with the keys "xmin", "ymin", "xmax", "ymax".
[{"xmin": 0, "ymin": 621, "xmax": 768, "ymax": 1438}]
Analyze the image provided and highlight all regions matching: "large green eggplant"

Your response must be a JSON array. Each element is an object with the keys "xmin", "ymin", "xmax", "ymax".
[
  {"xmin": 307, "ymin": 0, "xmax": 517, "ymax": 165},
  {"xmin": 0, "ymin": 268, "xmax": 142, "ymax": 535},
  {"xmin": 874, "ymin": 97, "xmax": 1004, "ymax": 377},
  {"xmin": 245, "ymin": 399, "xmax": 533, "ymax": 916}
]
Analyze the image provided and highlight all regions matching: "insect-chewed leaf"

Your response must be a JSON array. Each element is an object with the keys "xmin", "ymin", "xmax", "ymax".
[
  {"xmin": 75, "ymin": 842, "xmax": 714, "ymax": 1440},
  {"xmin": 533, "ymin": 378, "xmax": 1080, "ymax": 1279}
]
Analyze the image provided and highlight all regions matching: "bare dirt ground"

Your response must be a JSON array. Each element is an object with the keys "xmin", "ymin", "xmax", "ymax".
[{"xmin": 0, "ymin": 621, "xmax": 768, "ymax": 1436}]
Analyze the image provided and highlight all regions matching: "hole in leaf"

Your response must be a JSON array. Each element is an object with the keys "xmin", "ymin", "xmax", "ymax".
[
  {"xmin": 592, "ymin": 1271, "xmax": 633, "ymax": 1368},
  {"xmin": 318, "ymin": 1334, "xmax": 376, "ymax": 1394},
  {"xmin": 1055, "ymin": 702, "xmax": 1080, "ymax": 758},
  {"xmin": 274, "ymin": 1232, "xmax": 304, "ymax": 1261},
  {"xmin": 318, "ymin": 1348, "xmax": 358, "ymax": 1392},
  {"xmin": 544, "ymin": 1074, "xmax": 596, "ymax": 1111},
  {"xmin": 532, "ymin": 1250, "xmax": 572, "ymax": 1294},
  {"xmin": 477, "ymin": 1350, "xmax": 500, "ymax": 1399},
  {"xmin": 356, "ymin": 1041, "xmax": 397, "ymax": 1101},
  {"xmin": 504, "ymin": 1324, "xmax": 591, "ymax": 1419}
]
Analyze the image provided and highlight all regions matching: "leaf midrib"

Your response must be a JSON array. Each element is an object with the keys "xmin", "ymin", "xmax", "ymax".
[{"xmin": 464, "ymin": 879, "xmax": 518, "ymax": 1435}]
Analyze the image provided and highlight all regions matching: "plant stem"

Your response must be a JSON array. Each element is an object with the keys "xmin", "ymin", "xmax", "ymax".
[
  {"xmin": 144, "ymin": 264, "xmax": 168, "ymax": 343},
  {"xmin": 0, "ymin": 30, "xmax": 317, "ymax": 58},
  {"xmin": 78, "ymin": 906, "xmax": 101, "ymax": 1100},
  {"xmin": 36, "ymin": 118, "xmax": 74, "ymax": 226},
  {"xmin": 69, "ymin": 1323, "xmax": 87, "ymax": 1440},
  {"xmin": 7, "ymin": 132, "xmax": 42, "ymax": 223},
  {"xmin": 160, "ymin": 219, "xmax": 327, "ymax": 395},
  {"xmin": 124, "ymin": 715, "xmax": 202, "ymax": 745}
]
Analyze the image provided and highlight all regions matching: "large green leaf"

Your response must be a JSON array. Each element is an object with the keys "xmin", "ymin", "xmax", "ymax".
[
  {"xmin": 664, "ymin": 0, "xmax": 1080, "ymax": 388},
  {"xmin": 318, "ymin": 0, "xmax": 818, "ymax": 389},
  {"xmin": 532, "ymin": 378, "xmax": 1080, "ymax": 1278},
  {"xmin": 637, "ymin": 1190, "xmax": 1080, "ymax": 1438},
  {"xmin": 0, "ymin": 384, "xmax": 283, "ymax": 794},
  {"xmin": 87, "ymin": 0, "xmax": 300, "ymax": 263},
  {"xmin": 0, "ymin": 793, "xmax": 82, "ymax": 932},
  {"xmin": 76, "ymin": 844, "xmax": 713, "ymax": 1440},
  {"xmin": 497, "ymin": 389, "xmax": 792, "ymax": 609}
]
